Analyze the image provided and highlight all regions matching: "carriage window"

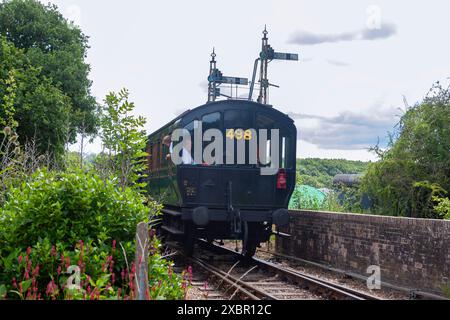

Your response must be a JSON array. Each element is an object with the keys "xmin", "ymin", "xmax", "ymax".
[
  {"xmin": 202, "ymin": 112, "xmax": 221, "ymax": 131},
  {"xmin": 224, "ymin": 110, "xmax": 251, "ymax": 129},
  {"xmin": 180, "ymin": 121, "xmax": 196, "ymax": 165},
  {"xmin": 282, "ymin": 136, "xmax": 293, "ymax": 169},
  {"xmin": 257, "ymin": 114, "xmax": 275, "ymax": 167},
  {"xmin": 202, "ymin": 113, "xmax": 221, "ymax": 164},
  {"xmin": 152, "ymin": 141, "xmax": 160, "ymax": 169},
  {"xmin": 256, "ymin": 113, "xmax": 275, "ymax": 130},
  {"xmin": 224, "ymin": 110, "xmax": 253, "ymax": 165}
]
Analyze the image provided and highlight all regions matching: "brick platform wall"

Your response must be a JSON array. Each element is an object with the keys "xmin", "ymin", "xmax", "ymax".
[{"xmin": 276, "ymin": 211, "xmax": 450, "ymax": 293}]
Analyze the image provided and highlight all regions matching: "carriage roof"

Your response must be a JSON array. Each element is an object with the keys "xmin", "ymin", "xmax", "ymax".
[{"xmin": 148, "ymin": 100, "xmax": 294, "ymax": 140}]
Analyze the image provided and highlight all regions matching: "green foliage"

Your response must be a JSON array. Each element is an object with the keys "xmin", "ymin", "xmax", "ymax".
[
  {"xmin": 298, "ymin": 158, "xmax": 369, "ymax": 189},
  {"xmin": 0, "ymin": 169, "xmax": 149, "ymax": 254},
  {"xmin": 0, "ymin": 37, "xmax": 72, "ymax": 159},
  {"xmin": 433, "ymin": 197, "xmax": 450, "ymax": 220},
  {"xmin": 98, "ymin": 89, "xmax": 148, "ymax": 190},
  {"xmin": 361, "ymin": 83, "xmax": 450, "ymax": 218},
  {"xmin": 0, "ymin": 69, "xmax": 18, "ymax": 129},
  {"xmin": 0, "ymin": 0, "xmax": 98, "ymax": 138}
]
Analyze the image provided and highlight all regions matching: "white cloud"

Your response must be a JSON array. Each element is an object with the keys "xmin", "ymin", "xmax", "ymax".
[
  {"xmin": 288, "ymin": 22, "xmax": 397, "ymax": 46},
  {"xmin": 289, "ymin": 106, "xmax": 401, "ymax": 150}
]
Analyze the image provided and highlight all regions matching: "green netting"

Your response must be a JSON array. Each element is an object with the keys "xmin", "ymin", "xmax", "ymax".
[{"xmin": 289, "ymin": 185, "xmax": 326, "ymax": 209}]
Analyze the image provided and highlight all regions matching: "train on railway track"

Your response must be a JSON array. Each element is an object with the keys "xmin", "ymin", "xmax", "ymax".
[{"xmin": 146, "ymin": 28, "xmax": 298, "ymax": 257}]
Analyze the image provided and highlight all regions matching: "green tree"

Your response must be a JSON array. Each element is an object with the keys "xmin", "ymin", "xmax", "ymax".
[
  {"xmin": 97, "ymin": 89, "xmax": 148, "ymax": 190},
  {"xmin": 0, "ymin": 37, "xmax": 71, "ymax": 159},
  {"xmin": 0, "ymin": 0, "xmax": 98, "ymax": 139},
  {"xmin": 361, "ymin": 83, "xmax": 450, "ymax": 218}
]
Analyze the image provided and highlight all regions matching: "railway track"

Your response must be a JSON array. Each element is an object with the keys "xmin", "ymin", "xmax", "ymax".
[
  {"xmin": 256, "ymin": 248, "xmax": 450, "ymax": 301},
  {"xmin": 168, "ymin": 240, "xmax": 381, "ymax": 300}
]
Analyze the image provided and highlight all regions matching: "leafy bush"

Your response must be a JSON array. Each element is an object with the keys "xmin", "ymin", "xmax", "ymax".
[
  {"xmin": 0, "ymin": 169, "xmax": 149, "ymax": 255},
  {"xmin": 0, "ymin": 169, "xmax": 189, "ymax": 300},
  {"xmin": 0, "ymin": 238, "xmax": 189, "ymax": 300}
]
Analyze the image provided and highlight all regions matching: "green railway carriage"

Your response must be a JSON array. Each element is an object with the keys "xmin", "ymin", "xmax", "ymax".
[{"xmin": 146, "ymin": 99, "xmax": 297, "ymax": 257}]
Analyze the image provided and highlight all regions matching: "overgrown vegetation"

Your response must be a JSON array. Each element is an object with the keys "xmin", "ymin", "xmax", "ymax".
[
  {"xmin": 0, "ymin": 89, "xmax": 188, "ymax": 300},
  {"xmin": 0, "ymin": 0, "xmax": 188, "ymax": 300},
  {"xmin": 361, "ymin": 83, "xmax": 450, "ymax": 219}
]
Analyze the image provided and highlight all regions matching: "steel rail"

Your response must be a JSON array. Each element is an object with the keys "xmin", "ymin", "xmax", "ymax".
[
  {"xmin": 198, "ymin": 240, "xmax": 377, "ymax": 300},
  {"xmin": 187, "ymin": 255, "xmax": 279, "ymax": 300},
  {"xmin": 184, "ymin": 255, "xmax": 260, "ymax": 300}
]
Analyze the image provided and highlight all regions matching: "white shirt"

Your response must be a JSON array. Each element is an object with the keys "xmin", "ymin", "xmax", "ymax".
[{"xmin": 169, "ymin": 142, "xmax": 195, "ymax": 165}]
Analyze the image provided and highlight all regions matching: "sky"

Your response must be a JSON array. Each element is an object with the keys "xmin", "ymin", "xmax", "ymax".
[{"xmin": 41, "ymin": 0, "xmax": 450, "ymax": 161}]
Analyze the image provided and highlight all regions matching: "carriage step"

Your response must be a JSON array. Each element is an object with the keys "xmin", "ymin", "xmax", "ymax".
[
  {"xmin": 162, "ymin": 226, "xmax": 184, "ymax": 236},
  {"xmin": 161, "ymin": 208, "xmax": 182, "ymax": 217}
]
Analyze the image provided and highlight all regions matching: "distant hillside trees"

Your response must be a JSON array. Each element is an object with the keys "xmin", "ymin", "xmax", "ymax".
[
  {"xmin": 297, "ymin": 158, "xmax": 369, "ymax": 189},
  {"xmin": 0, "ymin": 0, "xmax": 98, "ymax": 159},
  {"xmin": 361, "ymin": 83, "xmax": 450, "ymax": 219}
]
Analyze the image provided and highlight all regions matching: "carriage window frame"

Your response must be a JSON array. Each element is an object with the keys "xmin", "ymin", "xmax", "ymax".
[
  {"xmin": 202, "ymin": 112, "xmax": 222, "ymax": 165},
  {"xmin": 147, "ymin": 143, "xmax": 153, "ymax": 173},
  {"xmin": 160, "ymin": 138, "xmax": 168, "ymax": 168}
]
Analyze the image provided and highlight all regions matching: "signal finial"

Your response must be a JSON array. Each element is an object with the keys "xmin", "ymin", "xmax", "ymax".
[{"xmin": 263, "ymin": 25, "xmax": 268, "ymax": 39}]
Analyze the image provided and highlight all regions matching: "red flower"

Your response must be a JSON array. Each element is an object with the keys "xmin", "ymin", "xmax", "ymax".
[
  {"xmin": 51, "ymin": 246, "xmax": 57, "ymax": 257},
  {"xmin": 18, "ymin": 254, "xmax": 23, "ymax": 265},
  {"xmin": 187, "ymin": 266, "xmax": 193, "ymax": 282},
  {"xmin": 46, "ymin": 280, "xmax": 57, "ymax": 297},
  {"xmin": 32, "ymin": 264, "xmax": 40, "ymax": 277}
]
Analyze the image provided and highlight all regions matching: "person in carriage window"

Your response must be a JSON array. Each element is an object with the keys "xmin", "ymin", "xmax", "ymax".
[{"xmin": 163, "ymin": 134, "xmax": 195, "ymax": 165}]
